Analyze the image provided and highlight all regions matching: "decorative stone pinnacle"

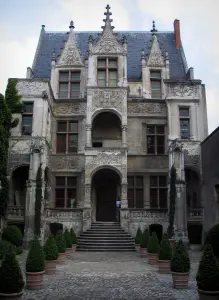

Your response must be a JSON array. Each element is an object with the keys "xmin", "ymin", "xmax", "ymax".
[
  {"xmin": 122, "ymin": 35, "xmax": 127, "ymax": 43},
  {"xmin": 52, "ymin": 48, "xmax": 56, "ymax": 61},
  {"xmin": 141, "ymin": 48, "xmax": 145, "ymax": 57},
  {"xmin": 41, "ymin": 25, "xmax": 45, "ymax": 30},
  {"xmin": 101, "ymin": 4, "xmax": 114, "ymax": 30},
  {"xmin": 151, "ymin": 20, "xmax": 158, "ymax": 35},
  {"xmin": 69, "ymin": 20, "xmax": 75, "ymax": 29},
  {"xmin": 88, "ymin": 35, "xmax": 93, "ymax": 42}
]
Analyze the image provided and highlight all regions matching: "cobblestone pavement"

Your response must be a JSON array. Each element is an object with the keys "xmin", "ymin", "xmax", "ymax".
[{"xmin": 18, "ymin": 250, "xmax": 201, "ymax": 300}]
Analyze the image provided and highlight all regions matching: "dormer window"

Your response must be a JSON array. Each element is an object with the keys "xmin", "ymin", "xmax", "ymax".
[
  {"xmin": 97, "ymin": 58, "xmax": 117, "ymax": 87},
  {"xmin": 59, "ymin": 71, "xmax": 80, "ymax": 98},
  {"xmin": 150, "ymin": 70, "xmax": 162, "ymax": 99}
]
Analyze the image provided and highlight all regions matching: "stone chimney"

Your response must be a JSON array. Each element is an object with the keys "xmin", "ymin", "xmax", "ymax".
[{"xmin": 174, "ymin": 19, "xmax": 181, "ymax": 49}]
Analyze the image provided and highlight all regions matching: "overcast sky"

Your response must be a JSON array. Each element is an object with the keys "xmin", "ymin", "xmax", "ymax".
[{"xmin": 0, "ymin": 0, "xmax": 218, "ymax": 134}]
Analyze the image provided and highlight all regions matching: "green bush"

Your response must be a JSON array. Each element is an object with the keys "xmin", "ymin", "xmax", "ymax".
[
  {"xmin": 2, "ymin": 225, "xmax": 23, "ymax": 247},
  {"xmin": 0, "ymin": 250, "xmax": 24, "ymax": 294},
  {"xmin": 204, "ymin": 224, "xmax": 219, "ymax": 258},
  {"xmin": 43, "ymin": 235, "xmax": 58, "ymax": 261},
  {"xmin": 55, "ymin": 231, "xmax": 66, "ymax": 253},
  {"xmin": 26, "ymin": 235, "xmax": 45, "ymax": 273},
  {"xmin": 140, "ymin": 228, "xmax": 149, "ymax": 248},
  {"xmin": 170, "ymin": 239, "xmax": 190, "ymax": 273},
  {"xmin": 147, "ymin": 232, "xmax": 160, "ymax": 254},
  {"xmin": 196, "ymin": 244, "xmax": 219, "ymax": 291},
  {"xmin": 159, "ymin": 233, "xmax": 172, "ymax": 260},
  {"xmin": 16, "ymin": 246, "xmax": 23, "ymax": 255},
  {"xmin": 70, "ymin": 228, "xmax": 77, "ymax": 245},
  {"xmin": 135, "ymin": 227, "xmax": 142, "ymax": 245},
  {"xmin": 0, "ymin": 240, "xmax": 16, "ymax": 259},
  {"xmin": 64, "ymin": 229, "xmax": 72, "ymax": 248}
]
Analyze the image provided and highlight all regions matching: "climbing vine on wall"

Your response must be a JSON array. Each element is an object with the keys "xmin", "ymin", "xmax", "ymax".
[
  {"xmin": 167, "ymin": 165, "xmax": 177, "ymax": 239},
  {"xmin": 34, "ymin": 164, "xmax": 43, "ymax": 236}
]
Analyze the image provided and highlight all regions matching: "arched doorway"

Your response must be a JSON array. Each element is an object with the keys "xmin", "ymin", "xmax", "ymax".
[
  {"xmin": 149, "ymin": 224, "xmax": 163, "ymax": 243},
  {"xmin": 92, "ymin": 168, "xmax": 121, "ymax": 222},
  {"xmin": 185, "ymin": 168, "xmax": 201, "ymax": 209},
  {"xmin": 11, "ymin": 165, "xmax": 29, "ymax": 206}
]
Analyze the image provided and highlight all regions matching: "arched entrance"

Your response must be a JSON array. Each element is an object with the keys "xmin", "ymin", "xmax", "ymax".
[
  {"xmin": 92, "ymin": 168, "xmax": 121, "ymax": 222},
  {"xmin": 11, "ymin": 165, "xmax": 29, "ymax": 206},
  {"xmin": 149, "ymin": 224, "xmax": 163, "ymax": 243}
]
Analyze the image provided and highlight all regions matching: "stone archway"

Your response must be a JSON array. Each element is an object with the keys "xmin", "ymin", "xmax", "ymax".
[
  {"xmin": 149, "ymin": 223, "xmax": 163, "ymax": 243},
  {"xmin": 11, "ymin": 165, "xmax": 29, "ymax": 207},
  {"xmin": 92, "ymin": 168, "xmax": 121, "ymax": 222}
]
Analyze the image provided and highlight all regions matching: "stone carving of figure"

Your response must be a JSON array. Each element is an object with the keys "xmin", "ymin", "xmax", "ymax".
[{"xmin": 174, "ymin": 149, "xmax": 181, "ymax": 179}]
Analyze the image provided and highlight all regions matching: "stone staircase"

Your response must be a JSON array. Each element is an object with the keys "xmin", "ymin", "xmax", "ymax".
[{"xmin": 77, "ymin": 222, "xmax": 136, "ymax": 252}]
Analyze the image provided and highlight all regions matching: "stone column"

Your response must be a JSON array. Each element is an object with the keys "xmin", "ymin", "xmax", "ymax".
[
  {"xmin": 83, "ymin": 183, "xmax": 92, "ymax": 231},
  {"xmin": 86, "ymin": 124, "xmax": 92, "ymax": 147},
  {"xmin": 23, "ymin": 179, "xmax": 35, "ymax": 248},
  {"xmin": 122, "ymin": 125, "xmax": 127, "ymax": 147},
  {"xmin": 121, "ymin": 183, "xmax": 128, "ymax": 209}
]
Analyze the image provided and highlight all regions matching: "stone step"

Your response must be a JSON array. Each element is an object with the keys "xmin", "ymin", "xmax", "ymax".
[
  {"xmin": 78, "ymin": 241, "xmax": 135, "ymax": 246},
  {"xmin": 87, "ymin": 229, "xmax": 126, "ymax": 232},
  {"xmin": 80, "ymin": 232, "xmax": 131, "ymax": 236},
  {"xmin": 77, "ymin": 248, "xmax": 136, "ymax": 252},
  {"xmin": 78, "ymin": 237, "xmax": 134, "ymax": 241},
  {"xmin": 77, "ymin": 245, "xmax": 135, "ymax": 249}
]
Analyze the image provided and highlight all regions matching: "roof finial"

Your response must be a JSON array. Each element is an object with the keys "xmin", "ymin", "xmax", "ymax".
[
  {"xmin": 69, "ymin": 20, "xmax": 75, "ymax": 29},
  {"xmin": 41, "ymin": 25, "xmax": 45, "ymax": 30},
  {"xmin": 151, "ymin": 20, "xmax": 158, "ymax": 35},
  {"xmin": 101, "ymin": 4, "xmax": 114, "ymax": 30},
  {"xmin": 52, "ymin": 48, "xmax": 56, "ymax": 61}
]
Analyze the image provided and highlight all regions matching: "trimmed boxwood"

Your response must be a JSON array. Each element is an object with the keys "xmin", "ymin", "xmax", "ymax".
[
  {"xmin": 0, "ymin": 240, "xmax": 16, "ymax": 259},
  {"xmin": 140, "ymin": 228, "xmax": 149, "ymax": 249},
  {"xmin": 16, "ymin": 246, "xmax": 23, "ymax": 255},
  {"xmin": 159, "ymin": 233, "xmax": 172, "ymax": 260},
  {"xmin": 2, "ymin": 225, "xmax": 22, "ymax": 247},
  {"xmin": 55, "ymin": 231, "xmax": 66, "ymax": 253},
  {"xmin": 64, "ymin": 229, "xmax": 72, "ymax": 248},
  {"xmin": 70, "ymin": 228, "xmax": 77, "ymax": 245},
  {"xmin": 204, "ymin": 224, "xmax": 219, "ymax": 258},
  {"xmin": 135, "ymin": 227, "xmax": 142, "ymax": 245},
  {"xmin": 196, "ymin": 244, "xmax": 219, "ymax": 292},
  {"xmin": 43, "ymin": 235, "xmax": 58, "ymax": 261},
  {"xmin": 170, "ymin": 239, "xmax": 190, "ymax": 273},
  {"xmin": 0, "ymin": 249, "xmax": 24, "ymax": 294},
  {"xmin": 147, "ymin": 232, "xmax": 160, "ymax": 254},
  {"xmin": 26, "ymin": 235, "xmax": 45, "ymax": 273}
]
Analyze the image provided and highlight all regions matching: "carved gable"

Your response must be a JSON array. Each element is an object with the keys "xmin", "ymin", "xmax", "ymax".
[
  {"xmin": 57, "ymin": 22, "xmax": 83, "ymax": 66},
  {"xmin": 147, "ymin": 35, "xmax": 164, "ymax": 67}
]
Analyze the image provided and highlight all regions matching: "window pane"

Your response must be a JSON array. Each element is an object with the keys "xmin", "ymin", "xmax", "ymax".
[
  {"xmin": 179, "ymin": 108, "xmax": 189, "ymax": 117},
  {"xmin": 97, "ymin": 59, "xmax": 106, "ymax": 68},
  {"xmin": 55, "ymin": 189, "xmax": 65, "ymax": 208},
  {"xmin": 56, "ymin": 177, "xmax": 65, "ymax": 186},
  {"xmin": 60, "ymin": 72, "xmax": 69, "ymax": 81},
  {"xmin": 150, "ymin": 176, "xmax": 157, "ymax": 187},
  {"xmin": 71, "ymin": 72, "xmax": 80, "ymax": 81},
  {"xmin": 180, "ymin": 119, "xmax": 190, "ymax": 139},
  {"xmin": 109, "ymin": 59, "xmax": 117, "ymax": 68},
  {"xmin": 59, "ymin": 83, "xmax": 68, "ymax": 98},
  {"xmin": 128, "ymin": 189, "xmax": 134, "ymax": 208},
  {"xmin": 68, "ymin": 134, "xmax": 78, "ymax": 152},
  {"xmin": 56, "ymin": 134, "xmax": 66, "ymax": 153},
  {"xmin": 128, "ymin": 176, "xmax": 134, "ymax": 187},
  {"xmin": 159, "ymin": 176, "xmax": 167, "ymax": 187},
  {"xmin": 23, "ymin": 103, "xmax": 33, "ymax": 113},
  {"xmin": 147, "ymin": 126, "xmax": 155, "ymax": 134},
  {"xmin": 67, "ymin": 177, "xmax": 77, "ymax": 186},
  {"xmin": 97, "ymin": 71, "xmax": 106, "ymax": 87},
  {"xmin": 151, "ymin": 80, "xmax": 161, "ymax": 98},
  {"xmin": 150, "ymin": 188, "xmax": 158, "ymax": 208},
  {"xmin": 57, "ymin": 121, "xmax": 67, "ymax": 132},
  {"xmin": 159, "ymin": 189, "xmax": 167, "ymax": 208},
  {"xmin": 147, "ymin": 136, "xmax": 155, "ymax": 154},
  {"xmin": 69, "ymin": 122, "xmax": 78, "ymax": 132},
  {"xmin": 136, "ymin": 176, "xmax": 143, "ymax": 187},
  {"xmin": 150, "ymin": 71, "xmax": 161, "ymax": 79},
  {"xmin": 67, "ymin": 189, "xmax": 76, "ymax": 208},
  {"xmin": 156, "ymin": 126, "xmax": 164, "ymax": 134},
  {"xmin": 108, "ymin": 71, "xmax": 117, "ymax": 87},
  {"xmin": 136, "ymin": 189, "xmax": 144, "ymax": 208},
  {"xmin": 71, "ymin": 83, "xmax": 80, "ymax": 98},
  {"xmin": 22, "ymin": 116, "xmax": 32, "ymax": 125},
  {"xmin": 157, "ymin": 136, "xmax": 165, "ymax": 154}
]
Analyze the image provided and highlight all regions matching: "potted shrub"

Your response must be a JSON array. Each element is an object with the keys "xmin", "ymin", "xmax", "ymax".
[
  {"xmin": 170, "ymin": 239, "xmax": 190, "ymax": 289},
  {"xmin": 135, "ymin": 227, "xmax": 142, "ymax": 252},
  {"xmin": 196, "ymin": 244, "xmax": 219, "ymax": 299},
  {"xmin": 43, "ymin": 235, "xmax": 59, "ymax": 275},
  {"xmin": 0, "ymin": 250, "xmax": 24, "ymax": 299},
  {"xmin": 0, "ymin": 240, "xmax": 16, "ymax": 260},
  {"xmin": 26, "ymin": 235, "xmax": 45, "ymax": 289},
  {"xmin": 64, "ymin": 229, "xmax": 72, "ymax": 257},
  {"xmin": 147, "ymin": 232, "xmax": 160, "ymax": 265},
  {"xmin": 55, "ymin": 230, "xmax": 66, "ymax": 264},
  {"xmin": 140, "ymin": 228, "xmax": 149, "ymax": 257},
  {"xmin": 158, "ymin": 233, "xmax": 172, "ymax": 273},
  {"xmin": 2, "ymin": 225, "xmax": 23, "ymax": 254},
  {"xmin": 204, "ymin": 224, "xmax": 219, "ymax": 258},
  {"xmin": 70, "ymin": 228, "xmax": 77, "ymax": 252}
]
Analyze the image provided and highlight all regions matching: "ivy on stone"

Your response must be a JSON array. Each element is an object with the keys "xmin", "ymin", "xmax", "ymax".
[
  {"xmin": 167, "ymin": 165, "xmax": 177, "ymax": 239},
  {"xmin": 34, "ymin": 164, "xmax": 43, "ymax": 236}
]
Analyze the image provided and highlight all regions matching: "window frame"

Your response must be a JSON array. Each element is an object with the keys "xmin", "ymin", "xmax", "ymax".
[
  {"xmin": 150, "ymin": 70, "xmax": 162, "ymax": 99},
  {"xmin": 127, "ymin": 175, "xmax": 144, "ymax": 208},
  {"xmin": 149, "ymin": 175, "xmax": 168, "ymax": 209},
  {"xmin": 179, "ymin": 107, "xmax": 190, "ymax": 140},
  {"xmin": 55, "ymin": 176, "xmax": 77, "ymax": 208},
  {"xmin": 58, "ymin": 70, "xmax": 81, "ymax": 99},
  {"xmin": 146, "ymin": 125, "xmax": 165, "ymax": 155},
  {"xmin": 97, "ymin": 57, "xmax": 118, "ymax": 87},
  {"xmin": 56, "ymin": 120, "xmax": 78, "ymax": 153},
  {"xmin": 22, "ymin": 102, "xmax": 33, "ymax": 136}
]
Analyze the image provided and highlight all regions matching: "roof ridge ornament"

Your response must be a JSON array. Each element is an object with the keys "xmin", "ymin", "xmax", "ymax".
[
  {"xmin": 69, "ymin": 20, "xmax": 75, "ymax": 30},
  {"xmin": 101, "ymin": 4, "xmax": 115, "ymax": 31},
  {"xmin": 151, "ymin": 20, "xmax": 158, "ymax": 36}
]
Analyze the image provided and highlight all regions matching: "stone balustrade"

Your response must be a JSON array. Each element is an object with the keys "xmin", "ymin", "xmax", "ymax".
[
  {"xmin": 129, "ymin": 209, "xmax": 168, "ymax": 221},
  {"xmin": 6, "ymin": 206, "xmax": 25, "ymax": 220},
  {"xmin": 187, "ymin": 207, "xmax": 203, "ymax": 222},
  {"xmin": 45, "ymin": 208, "xmax": 83, "ymax": 222}
]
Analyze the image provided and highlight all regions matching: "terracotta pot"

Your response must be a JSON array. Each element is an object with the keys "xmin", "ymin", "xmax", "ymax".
[
  {"xmin": 172, "ymin": 272, "xmax": 189, "ymax": 289},
  {"xmin": 72, "ymin": 244, "xmax": 77, "ymax": 252},
  {"xmin": 45, "ymin": 260, "xmax": 57, "ymax": 275},
  {"xmin": 158, "ymin": 260, "xmax": 170, "ymax": 274},
  {"xmin": 57, "ymin": 252, "xmax": 66, "ymax": 264},
  {"xmin": 198, "ymin": 289, "xmax": 219, "ymax": 300},
  {"xmin": 66, "ymin": 248, "xmax": 72, "ymax": 257},
  {"xmin": 169, "ymin": 239, "xmax": 176, "ymax": 249},
  {"xmin": 26, "ymin": 271, "xmax": 45, "ymax": 290},
  {"xmin": 140, "ymin": 247, "xmax": 148, "ymax": 257},
  {"xmin": 0, "ymin": 290, "xmax": 24, "ymax": 299},
  {"xmin": 135, "ymin": 244, "xmax": 140, "ymax": 252},
  {"xmin": 148, "ymin": 253, "xmax": 159, "ymax": 265}
]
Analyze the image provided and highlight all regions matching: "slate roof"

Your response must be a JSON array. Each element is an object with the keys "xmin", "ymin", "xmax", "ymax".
[{"xmin": 32, "ymin": 31, "xmax": 188, "ymax": 81}]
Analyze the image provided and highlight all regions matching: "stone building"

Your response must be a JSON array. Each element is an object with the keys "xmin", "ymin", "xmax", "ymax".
[{"xmin": 6, "ymin": 5, "xmax": 207, "ymax": 246}]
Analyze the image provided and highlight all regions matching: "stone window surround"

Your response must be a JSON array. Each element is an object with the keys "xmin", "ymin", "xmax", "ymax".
[
  {"xmin": 146, "ymin": 124, "xmax": 165, "ymax": 155},
  {"xmin": 56, "ymin": 119, "xmax": 78, "ymax": 154},
  {"xmin": 149, "ymin": 175, "xmax": 168, "ymax": 209},
  {"xmin": 57, "ymin": 68, "xmax": 83, "ymax": 99},
  {"xmin": 150, "ymin": 70, "xmax": 162, "ymax": 99},
  {"xmin": 21, "ymin": 101, "xmax": 34, "ymax": 136},
  {"xmin": 144, "ymin": 67, "xmax": 166, "ymax": 99},
  {"xmin": 178, "ymin": 105, "xmax": 191, "ymax": 140},
  {"xmin": 97, "ymin": 57, "xmax": 118, "ymax": 87},
  {"xmin": 127, "ymin": 175, "xmax": 144, "ymax": 208}
]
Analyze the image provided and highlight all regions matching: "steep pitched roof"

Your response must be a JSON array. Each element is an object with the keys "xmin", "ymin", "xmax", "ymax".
[{"xmin": 32, "ymin": 30, "xmax": 188, "ymax": 81}]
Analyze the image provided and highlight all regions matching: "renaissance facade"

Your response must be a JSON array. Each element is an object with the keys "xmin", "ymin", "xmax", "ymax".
[{"xmin": 6, "ymin": 5, "xmax": 207, "ymax": 246}]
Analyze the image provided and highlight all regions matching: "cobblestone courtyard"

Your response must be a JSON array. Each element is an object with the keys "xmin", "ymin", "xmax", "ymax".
[{"xmin": 20, "ymin": 251, "xmax": 200, "ymax": 300}]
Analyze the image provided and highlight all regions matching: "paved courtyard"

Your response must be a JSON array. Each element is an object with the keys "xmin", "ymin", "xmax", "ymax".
[{"xmin": 19, "ymin": 251, "xmax": 200, "ymax": 300}]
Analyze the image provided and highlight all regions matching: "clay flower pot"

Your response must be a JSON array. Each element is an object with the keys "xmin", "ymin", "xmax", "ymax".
[
  {"xmin": 0, "ymin": 290, "xmax": 24, "ymax": 299},
  {"xmin": 45, "ymin": 260, "xmax": 57, "ymax": 275},
  {"xmin": 172, "ymin": 272, "xmax": 189, "ymax": 289},
  {"xmin": 158, "ymin": 260, "xmax": 170, "ymax": 274},
  {"xmin": 135, "ymin": 244, "xmax": 140, "ymax": 252},
  {"xmin": 66, "ymin": 248, "xmax": 72, "ymax": 257},
  {"xmin": 72, "ymin": 244, "xmax": 77, "ymax": 252},
  {"xmin": 57, "ymin": 252, "xmax": 66, "ymax": 264},
  {"xmin": 140, "ymin": 247, "xmax": 147, "ymax": 257},
  {"xmin": 26, "ymin": 271, "xmax": 45, "ymax": 290},
  {"xmin": 197, "ymin": 289, "xmax": 219, "ymax": 300},
  {"xmin": 169, "ymin": 239, "xmax": 176, "ymax": 249},
  {"xmin": 148, "ymin": 253, "xmax": 158, "ymax": 265}
]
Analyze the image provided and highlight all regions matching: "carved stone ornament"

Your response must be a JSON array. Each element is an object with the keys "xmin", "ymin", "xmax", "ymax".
[
  {"xmin": 53, "ymin": 103, "xmax": 86, "ymax": 115},
  {"xmin": 94, "ymin": 40, "xmax": 123, "ymax": 54},
  {"xmin": 167, "ymin": 84, "xmax": 199, "ymax": 98},
  {"xmin": 17, "ymin": 80, "xmax": 49, "ymax": 96},
  {"xmin": 8, "ymin": 152, "xmax": 30, "ymax": 173},
  {"xmin": 147, "ymin": 35, "xmax": 165, "ymax": 67},
  {"xmin": 30, "ymin": 138, "xmax": 44, "ymax": 154},
  {"xmin": 45, "ymin": 209, "xmax": 83, "ymax": 221},
  {"xmin": 128, "ymin": 103, "xmax": 166, "ymax": 115},
  {"xmin": 51, "ymin": 155, "xmax": 83, "ymax": 170},
  {"xmin": 169, "ymin": 139, "xmax": 183, "ymax": 153},
  {"xmin": 130, "ymin": 210, "xmax": 168, "ymax": 220},
  {"xmin": 92, "ymin": 89, "xmax": 126, "ymax": 112}
]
